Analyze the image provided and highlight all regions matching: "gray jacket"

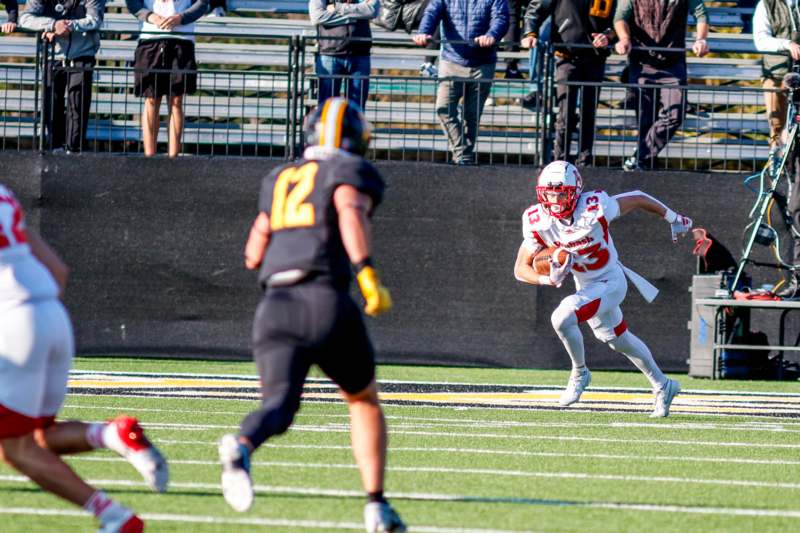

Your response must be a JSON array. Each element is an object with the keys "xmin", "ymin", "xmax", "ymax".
[{"xmin": 20, "ymin": 0, "xmax": 104, "ymax": 60}]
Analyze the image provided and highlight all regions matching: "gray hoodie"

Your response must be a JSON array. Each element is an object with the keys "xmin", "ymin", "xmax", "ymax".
[{"xmin": 20, "ymin": 0, "xmax": 104, "ymax": 60}]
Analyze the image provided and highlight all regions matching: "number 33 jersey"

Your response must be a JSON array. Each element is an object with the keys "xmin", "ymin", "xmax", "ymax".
[
  {"xmin": 257, "ymin": 153, "xmax": 384, "ymax": 289},
  {"xmin": 522, "ymin": 190, "xmax": 622, "ymax": 284}
]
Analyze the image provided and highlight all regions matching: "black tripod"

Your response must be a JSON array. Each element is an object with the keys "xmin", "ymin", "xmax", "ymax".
[{"xmin": 730, "ymin": 75, "xmax": 800, "ymax": 294}]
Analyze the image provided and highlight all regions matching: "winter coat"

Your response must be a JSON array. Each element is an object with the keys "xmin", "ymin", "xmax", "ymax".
[{"xmin": 417, "ymin": 0, "xmax": 509, "ymax": 67}]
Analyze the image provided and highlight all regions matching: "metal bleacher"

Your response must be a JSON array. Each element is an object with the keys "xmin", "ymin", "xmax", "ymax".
[{"xmin": 0, "ymin": 1, "xmax": 772, "ymax": 167}]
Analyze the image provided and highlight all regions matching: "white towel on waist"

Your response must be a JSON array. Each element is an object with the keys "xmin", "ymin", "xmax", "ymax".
[{"xmin": 621, "ymin": 264, "xmax": 659, "ymax": 303}]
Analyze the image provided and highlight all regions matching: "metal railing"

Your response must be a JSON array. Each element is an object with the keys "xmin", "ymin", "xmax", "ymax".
[{"xmin": 0, "ymin": 30, "xmax": 786, "ymax": 170}]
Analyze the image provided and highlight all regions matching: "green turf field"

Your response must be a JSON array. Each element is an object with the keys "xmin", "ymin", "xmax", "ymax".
[{"xmin": 1, "ymin": 357, "xmax": 799, "ymax": 532}]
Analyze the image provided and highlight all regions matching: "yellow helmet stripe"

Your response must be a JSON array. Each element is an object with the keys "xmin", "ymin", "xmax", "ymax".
[
  {"xmin": 320, "ymin": 98, "xmax": 348, "ymax": 149},
  {"xmin": 318, "ymin": 99, "xmax": 333, "ymax": 147}
]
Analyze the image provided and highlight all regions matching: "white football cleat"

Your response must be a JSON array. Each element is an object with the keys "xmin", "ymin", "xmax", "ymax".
[
  {"xmin": 104, "ymin": 416, "xmax": 169, "ymax": 493},
  {"xmin": 219, "ymin": 433, "xmax": 254, "ymax": 512},
  {"xmin": 651, "ymin": 378, "xmax": 681, "ymax": 418},
  {"xmin": 364, "ymin": 501, "xmax": 407, "ymax": 533},
  {"xmin": 559, "ymin": 368, "xmax": 591, "ymax": 406},
  {"xmin": 97, "ymin": 506, "xmax": 143, "ymax": 533}
]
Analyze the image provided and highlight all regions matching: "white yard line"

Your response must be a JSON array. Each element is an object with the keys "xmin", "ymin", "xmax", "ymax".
[
  {"xmin": 77, "ymin": 443, "xmax": 800, "ymax": 466},
  {"xmin": 65, "ymin": 391, "xmax": 800, "ymax": 420},
  {"xmin": 1, "ymin": 478, "xmax": 799, "ymax": 520},
  {"xmin": 129, "ymin": 421, "xmax": 800, "ymax": 449},
  {"xmin": 63, "ymin": 403, "xmax": 800, "ymax": 433},
  {"xmin": 0, "ymin": 506, "xmax": 524, "ymax": 533},
  {"xmin": 60, "ymin": 456, "xmax": 800, "ymax": 490}
]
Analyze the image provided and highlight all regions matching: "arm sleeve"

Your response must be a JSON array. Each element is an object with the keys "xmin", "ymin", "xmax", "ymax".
[
  {"xmin": 3, "ymin": 0, "xmax": 18, "ymax": 23},
  {"xmin": 18, "ymin": 0, "xmax": 55, "ymax": 31},
  {"xmin": 487, "ymin": 0, "xmax": 509, "ymax": 40},
  {"xmin": 613, "ymin": 0, "xmax": 633, "ymax": 24},
  {"xmin": 309, "ymin": 0, "xmax": 352, "ymax": 27},
  {"xmin": 753, "ymin": 2, "xmax": 790, "ymax": 52},
  {"xmin": 125, "ymin": 0, "xmax": 152, "ymax": 22},
  {"xmin": 69, "ymin": 0, "xmax": 104, "ymax": 32},
  {"xmin": 600, "ymin": 191, "xmax": 621, "ymax": 221},
  {"xmin": 689, "ymin": 0, "xmax": 707, "ymax": 24},
  {"xmin": 522, "ymin": 0, "xmax": 552, "ymax": 36},
  {"xmin": 180, "ymin": 0, "xmax": 210, "ymax": 25},
  {"xmin": 416, "ymin": 0, "xmax": 443, "ymax": 36},
  {"xmin": 334, "ymin": 0, "xmax": 381, "ymax": 20}
]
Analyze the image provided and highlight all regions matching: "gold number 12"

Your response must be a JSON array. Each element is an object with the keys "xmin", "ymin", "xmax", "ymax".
[{"xmin": 271, "ymin": 162, "xmax": 318, "ymax": 230}]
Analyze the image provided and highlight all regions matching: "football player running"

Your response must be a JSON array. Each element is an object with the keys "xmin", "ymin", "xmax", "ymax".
[
  {"xmin": 0, "ymin": 183, "xmax": 168, "ymax": 532},
  {"xmin": 218, "ymin": 97, "xmax": 406, "ymax": 533},
  {"xmin": 513, "ymin": 161, "xmax": 692, "ymax": 417}
]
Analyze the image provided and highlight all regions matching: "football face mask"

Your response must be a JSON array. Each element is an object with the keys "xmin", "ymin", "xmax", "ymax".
[{"xmin": 535, "ymin": 161, "xmax": 583, "ymax": 219}]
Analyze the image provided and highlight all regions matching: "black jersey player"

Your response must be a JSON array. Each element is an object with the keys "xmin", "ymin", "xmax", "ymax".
[{"xmin": 218, "ymin": 97, "xmax": 406, "ymax": 533}]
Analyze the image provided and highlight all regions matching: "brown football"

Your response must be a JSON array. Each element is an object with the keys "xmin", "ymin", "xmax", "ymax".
[{"xmin": 533, "ymin": 246, "xmax": 570, "ymax": 276}]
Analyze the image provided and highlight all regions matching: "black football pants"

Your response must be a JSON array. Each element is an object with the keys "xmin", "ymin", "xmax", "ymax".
[{"xmin": 240, "ymin": 280, "xmax": 376, "ymax": 450}]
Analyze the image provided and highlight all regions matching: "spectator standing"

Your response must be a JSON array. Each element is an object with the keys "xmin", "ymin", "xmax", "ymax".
[
  {"xmin": 1, "ymin": 0, "xmax": 18, "ymax": 33},
  {"xmin": 20, "ymin": 0, "xmax": 104, "ymax": 153},
  {"xmin": 413, "ymin": 0, "xmax": 510, "ymax": 165},
  {"xmin": 753, "ymin": 0, "xmax": 800, "ymax": 297},
  {"xmin": 310, "ymin": 0, "xmax": 380, "ymax": 110},
  {"xmin": 504, "ymin": 0, "xmax": 526, "ymax": 79},
  {"xmin": 522, "ymin": 0, "xmax": 616, "ymax": 166},
  {"xmin": 614, "ymin": 0, "xmax": 709, "ymax": 171},
  {"xmin": 753, "ymin": 0, "xmax": 799, "ymax": 158},
  {"xmin": 126, "ymin": 0, "xmax": 209, "ymax": 157},
  {"xmin": 520, "ymin": 15, "xmax": 550, "ymax": 110}
]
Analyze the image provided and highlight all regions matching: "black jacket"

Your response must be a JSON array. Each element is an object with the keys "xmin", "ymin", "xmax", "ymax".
[
  {"xmin": 373, "ymin": 0, "xmax": 428, "ymax": 33},
  {"xmin": 2, "ymin": 0, "xmax": 18, "ymax": 23},
  {"xmin": 523, "ymin": 0, "xmax": 616, "ymax": 58}
]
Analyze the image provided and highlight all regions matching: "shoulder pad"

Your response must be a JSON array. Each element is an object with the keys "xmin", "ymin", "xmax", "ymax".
[{"xmin": 523, "ymin": 204, "xmax": 551, "ymax": 231}]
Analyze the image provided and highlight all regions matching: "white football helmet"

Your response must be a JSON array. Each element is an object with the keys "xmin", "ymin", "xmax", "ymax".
[{"xmin": 536, "ymin": 161, "xmax": 583, "ymax": 219}]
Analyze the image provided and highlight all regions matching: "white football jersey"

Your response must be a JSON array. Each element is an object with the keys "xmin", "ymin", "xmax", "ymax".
[
  {"xmin": 0, "ymin": 184, "xmax": 59, "ymax": 310},
  {"xmin": 522, "ymin": 190, "xmax": 622, "ymax": 283}
]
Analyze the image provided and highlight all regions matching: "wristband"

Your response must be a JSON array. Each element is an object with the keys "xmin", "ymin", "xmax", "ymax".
[
  {"xmin": 354, "ymin": 257, "xmax": 373, "ymax": 273},
  {"xmin": 663, "ymin": 208, "xmax": 678, "ymax": 224}
]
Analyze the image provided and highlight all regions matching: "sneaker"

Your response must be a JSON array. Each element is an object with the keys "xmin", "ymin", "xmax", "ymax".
[
  {"xmin": 777, "ymin": 273, "xmax": 800, "ymax": 299},
  {"xmin": 622, "ymin": 155, "xmax": 641, "ymax": 172},
  {"xmin": 419, "ymin": 62, "xmax": 437, "ymax": 78},
  {"xmin": 219, "ymin": 434, "xmax": 254, "ymax": 512},
  {"xmin": 364, "ymin": 501, "xmax": 407, "ymax": 533},
  {"xmin": 505, "ymin": 66, "xmax": 525, "ymax": 79},
  {"xmin": 559, "ymin": 368, "xmax": 591, "ymax": 406},
  {"xmin": 651, "ymin": 378, "xmax": 681, "ymax": 418},
  {"xmin": 104, "ymin": 416, "xmax": 169, "ymax": 493},
  {"xmin": 98, "ymin": 507, "xmax": 143, "ymax": 533},
  {"xmin": 520, "ymin": 90, "xmax": 541, "ymax": 112},
  {"xmin": 207, "ymin": 6, "xmax": 226, "ymax": 17}
]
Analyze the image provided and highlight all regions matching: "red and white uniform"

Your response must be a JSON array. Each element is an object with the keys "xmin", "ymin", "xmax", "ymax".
[
  {"xmin": 522, "ymin": 190, "xmax": 630, "ymax": 341},
  {"xmin": 0, "ymin": 184, "xmax": 73, "ymax": 438}
]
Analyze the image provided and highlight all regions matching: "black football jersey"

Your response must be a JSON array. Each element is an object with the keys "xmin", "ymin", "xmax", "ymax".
[{"xmin": 257, "ymin": 154, "xmax": 384, "ymax": 289}]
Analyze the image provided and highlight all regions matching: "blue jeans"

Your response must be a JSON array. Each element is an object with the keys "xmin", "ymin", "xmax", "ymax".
[
  {"xmin": 315, "ymin": 54, "xmax": 370, "ymax": 110},
  {"xmin": 528, "ymin": 17, "xmax": 551, "ymax": 92}
]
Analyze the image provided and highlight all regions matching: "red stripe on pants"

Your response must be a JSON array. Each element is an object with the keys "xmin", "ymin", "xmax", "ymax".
[{"xmin": 575, "ymin": 298, "xmax": 601, "ymax": 322}]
